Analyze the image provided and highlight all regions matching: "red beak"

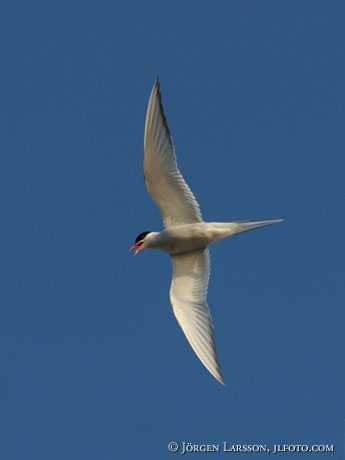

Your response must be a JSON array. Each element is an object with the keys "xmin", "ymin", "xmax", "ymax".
[{"xmin": 129, "ymin": 242, "xmax": 143, "ymax": 256}]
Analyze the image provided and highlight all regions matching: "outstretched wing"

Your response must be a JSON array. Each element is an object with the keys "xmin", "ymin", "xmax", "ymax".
[
  {"xmin": 169, "ymin": 249, "xmax": 224, "ymax": 384},
  {"xmin": 144, "ymin": 80, "xmax": 202, "ymax": 228}
]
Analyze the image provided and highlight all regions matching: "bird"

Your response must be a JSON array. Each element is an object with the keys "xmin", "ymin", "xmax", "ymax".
[{"xmin": 130, "ymin": 79, "xmax": 282, "ymax": 385}]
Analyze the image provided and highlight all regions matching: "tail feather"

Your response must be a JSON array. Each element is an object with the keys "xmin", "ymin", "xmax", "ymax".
[{"xmin": 233, "ymin": 219, "xmax": 283, "ymax": 234}]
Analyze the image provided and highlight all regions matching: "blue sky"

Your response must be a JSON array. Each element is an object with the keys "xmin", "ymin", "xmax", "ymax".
[{"xmin": 0, "ymin": 1, "xmax": 344, "ymax": 459}]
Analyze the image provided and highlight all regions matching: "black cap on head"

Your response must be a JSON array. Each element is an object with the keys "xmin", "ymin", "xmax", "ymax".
[{"xmin": 135, "ymin": 231, "xmax": 151, "ymax": 244}]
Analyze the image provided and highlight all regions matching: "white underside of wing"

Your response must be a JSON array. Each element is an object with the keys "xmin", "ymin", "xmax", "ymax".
[
  {"xmin": 170, "ymin": 249, "xmax": 224, "ymax": 385},
  {"xmin": 144, "ymin": 80, "xmax": 202, "ymax": 227}
]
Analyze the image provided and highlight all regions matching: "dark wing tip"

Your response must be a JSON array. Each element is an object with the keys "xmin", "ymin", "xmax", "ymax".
[
  {"xmin": 151, "ymin": 79, "xmax": 174, "ymax": 149},
  {"xmin": 217, "ymin": 374, "xmax": 226, "ymax": 386}
]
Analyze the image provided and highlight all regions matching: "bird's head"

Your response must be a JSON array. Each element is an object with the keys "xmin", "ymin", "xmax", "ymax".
[{"xmin": 129, "ymin": 231, "xmax": 152, "ymax": 255}]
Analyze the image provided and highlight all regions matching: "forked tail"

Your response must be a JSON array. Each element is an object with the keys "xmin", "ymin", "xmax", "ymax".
[{"xmin": 233, "ymin": 219, "xmax": 283, "ymax": 235}]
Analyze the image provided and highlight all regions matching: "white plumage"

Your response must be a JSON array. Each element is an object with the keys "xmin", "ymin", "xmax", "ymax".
[
  {"xmin": 143, "ymin": 80, "xmax": 202, "ymax": 227},
  {"xmin": 170, "ymin": 249, "xmax": 224, "ymax": 384},
  {"xmin": 131, "ymin": 80, "xmax": 282, "ymax": 384}
]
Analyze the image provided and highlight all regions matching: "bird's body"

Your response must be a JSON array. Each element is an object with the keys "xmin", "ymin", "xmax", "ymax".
[
  {"xmin": 142, "ymin": 223, "xmax": 226, "ymax": 254},
  {"xmin": 130, "ymin": 80, "xmax": 282, "ymax": 385},
  {"xmin": 143, "ymin": 220, "xmax": 281, "ymax": 255}
]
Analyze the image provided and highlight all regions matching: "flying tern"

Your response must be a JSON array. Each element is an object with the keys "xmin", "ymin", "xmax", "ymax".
[{"xmin": 130, "ymin": 80, "xmax": 282, "ymax": 385}]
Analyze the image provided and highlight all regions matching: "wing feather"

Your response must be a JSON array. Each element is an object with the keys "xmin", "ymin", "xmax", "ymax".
[
  {"xmin": 169, "ymin": 249, "xmax": 224, "ymax": 385},
  {"xmin": 144, "ymin": 80, "xmax": 202, "ymax": 227}
]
